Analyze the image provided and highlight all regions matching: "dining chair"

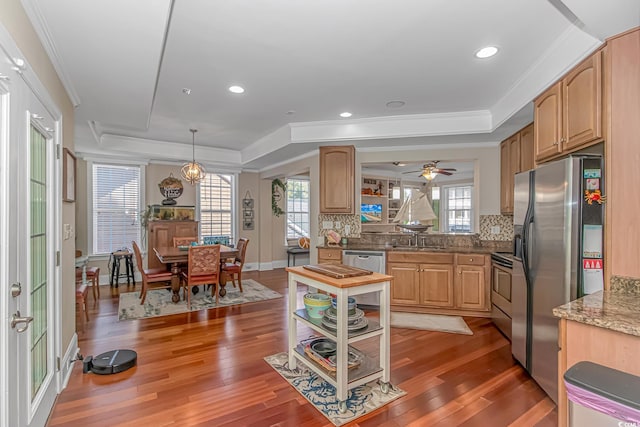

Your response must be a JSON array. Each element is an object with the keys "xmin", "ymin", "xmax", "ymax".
[
  {"xmin": 222, "ymin": 238, "xmax": 249, "ymax": 292},
  {"xmin": 132, "ymin": 241, "xmax": 173, "ymax": 304},
  {"xmin": 173, "ymin": 236, "xmax": 198, "ymax": 247},
  {"xmin": 75, "ymin": 249, "xmax": 100, "ymax": 303},
  {"xmin": 75, "ymin": 266, "xmax": 101, "ymax": 302},
  {"xmin": 181, "ymin": 245, "xmax": 221, "ymax": 309}
]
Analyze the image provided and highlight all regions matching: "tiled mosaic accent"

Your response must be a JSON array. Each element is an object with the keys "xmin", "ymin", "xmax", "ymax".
[
  {"xmin": 479, "ymin": 215, "xmax": 514, "ymax": 241},
  {"xmin": 610, "ymin": 275, "xmax": 640, "ymax": 295},
  {"xmin": 318, "ymin": 214, "xmax": 361, "ymax": 238}
]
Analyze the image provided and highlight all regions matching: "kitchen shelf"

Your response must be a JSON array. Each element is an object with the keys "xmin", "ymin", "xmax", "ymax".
[
  {"xmin": 292, "ymin": 345, "xmax": 383, "ymax": 386},
  {"xmin": 293, "ymin": 309, "xmax": 383, "ymax": 343},
  {"xmin": 286, "ymin": 266, "xmax": 393, "ymax": 412}
]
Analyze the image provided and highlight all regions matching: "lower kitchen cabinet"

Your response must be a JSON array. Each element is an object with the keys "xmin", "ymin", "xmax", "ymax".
[
  {"xmin": 388, "ymin": 263, "xmax": 419, "ymax": 305},
  {"xmin": 318, "ymin": 247, "xmax": 342, "ymax": 265},
  {"xmin": 388, "ymin": 252, "xmax": 490, "ymax": 316}
]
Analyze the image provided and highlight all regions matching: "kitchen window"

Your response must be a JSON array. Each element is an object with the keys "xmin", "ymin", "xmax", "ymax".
[
  {"xmin": 286, "ymin": 178, "xmax": 310, "ymax": 239},
  {"xmin": 91, "ymin": 163, "xmax": 142, "ymax": 255},
  {"xmin": 441, "ymin": 184, "xmax": 473, "ymax": 233},
  {"xmin": 198, "ymin": 173, "xmax": 235, "ymax": 244}
]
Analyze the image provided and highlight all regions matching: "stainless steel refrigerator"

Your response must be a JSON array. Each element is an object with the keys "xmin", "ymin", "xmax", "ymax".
[{"xmin": 511, "ymin": 155, "xmax": 604, "ymax": 404}]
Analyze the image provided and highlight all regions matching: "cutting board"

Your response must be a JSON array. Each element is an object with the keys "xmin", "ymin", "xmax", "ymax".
[{"xmin": 302, "ymin": 264, "xmax": 373, "ymax": 279}]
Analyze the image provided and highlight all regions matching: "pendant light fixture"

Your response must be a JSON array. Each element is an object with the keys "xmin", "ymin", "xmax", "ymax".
[{"xmin": 181, "ymin": 129, "xmax": 206, "ymax": 185}]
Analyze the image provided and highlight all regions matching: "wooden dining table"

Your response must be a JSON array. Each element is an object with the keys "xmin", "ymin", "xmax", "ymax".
[{"xmin": 153, "ymin": 245, "xmax": 239, "ymax": 303}]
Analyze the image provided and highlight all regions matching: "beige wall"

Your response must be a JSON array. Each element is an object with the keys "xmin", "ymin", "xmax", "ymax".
[{"xmin": 0, "ymin": 1, "xmax": 76, "ymax": 350}]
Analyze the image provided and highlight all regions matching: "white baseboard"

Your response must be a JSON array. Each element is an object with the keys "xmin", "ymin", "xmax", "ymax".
[
  {"xmin": 272, "ymin": 260, "xmax": 288, "ymax": 269},
  {"xmin": 259, "ymin": 262, "xmax": 274, "ymax": 271},
  {"xmin": 59, "ymin": 333, "xmax": 78, "ymax": 391}
]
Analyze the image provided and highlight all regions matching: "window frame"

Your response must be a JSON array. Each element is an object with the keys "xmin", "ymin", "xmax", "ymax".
[
  {"xmin": 196, "ymin": 172, "xmax": 237, "ymax": 246},
  {"xmin": 87, "ymin": 159, "xmax": 146, "ymax": 257},
  {"xmin": 285, "ymin": 177, "xmax": 310, "ymax": 242},
  {"xmin": 439, "ymin": 182, "xmax": 474, "ymax": 233}
]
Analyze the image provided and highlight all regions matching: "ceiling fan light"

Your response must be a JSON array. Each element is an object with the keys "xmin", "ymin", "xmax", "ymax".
[{"xmin": 422, "ymin": 170, "xmax": 437, "ymax": 181}]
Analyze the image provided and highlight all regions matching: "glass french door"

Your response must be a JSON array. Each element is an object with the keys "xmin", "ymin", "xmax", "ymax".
[{"xmin": 1, "ymin": 37, "xmax": 60, "ymax": 427}]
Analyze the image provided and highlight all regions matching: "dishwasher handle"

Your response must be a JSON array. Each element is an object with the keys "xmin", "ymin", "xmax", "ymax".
[{"xmin": 343, "ymin": 251, "xmax": 385, "ymax": 257}]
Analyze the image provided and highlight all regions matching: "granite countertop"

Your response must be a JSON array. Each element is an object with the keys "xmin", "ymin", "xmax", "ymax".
[
  {"xmin": 553, "ymin": 288, "xmax": 640, "ymax": 337},
  {"xmin": 317, "ymin": 244, "xmax": 500, "ymax": 254}
]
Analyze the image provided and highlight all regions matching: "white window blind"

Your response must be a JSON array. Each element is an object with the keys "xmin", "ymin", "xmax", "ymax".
[
  {"xmin": 199, "ymin": 174, "xmax": 233, "ymax": 244},
  {"xmin": 286, "ymin": 178, "xmax": 310, "ymax": 239},
  {"xmin": 92, "ymin": 164, "xmax": 141, "ymax": 254}
]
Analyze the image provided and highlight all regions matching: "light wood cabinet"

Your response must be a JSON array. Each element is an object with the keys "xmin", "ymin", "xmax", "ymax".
[
  {"xmin": 388, "ymin": 263, "xmax": 420, "ymax": 305},
  {"xmin": 317, "ymin": 247, "xmax": 342, "ymax": 265},
  {"xmin": 320, "ymin": 146, "xmax": 355, "ymax": 214},
  {"xmin": 454, "ymin": 254, "xmax": 490, "ymax": 312},
  {"xmin": 419, "ymin": 264, "xmax": 454, "ymax": 308},
  {"xmin": 605, "ymin": 28, "xmax": 640, "ymax": 281},
  {"xmin": 534, "ymin": 51, "xmax": 603, "ymax": 163},
  {"xmin": 500, "ymin": 123, "xmax": 534, "ymax": 214},
  {"xmin": 387, "ymin": 252, "xmax": 489, "ymax": 316},
  {"xmin": 147, "ymin": 220, "xmax": 198, "ymax": 269}
]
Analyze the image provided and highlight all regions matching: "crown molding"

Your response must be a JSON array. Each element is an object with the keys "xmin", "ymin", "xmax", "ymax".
[
  {"xmin": 289, "ymin": 110, "xmax": 492, "ymax": 143},
  {"xmin": 21, "ymin": 0, "xmax": 81, "ymax": 107}
]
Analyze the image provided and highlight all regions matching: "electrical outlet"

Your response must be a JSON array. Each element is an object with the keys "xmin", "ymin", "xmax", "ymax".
[
  {"xmin": 322, "ymin": 220, "xmax": 333, "ymax": 229},
  {"xmin": 335, "ymin": 221, "xmax": 341, "ymax": 228},
  {"xmin": 344, "ymin": 224, "xmax": 351, "ymax": 235},
  {"xmin": 490, "ymin": 226, "xmax": 501, "ymax": 234}
]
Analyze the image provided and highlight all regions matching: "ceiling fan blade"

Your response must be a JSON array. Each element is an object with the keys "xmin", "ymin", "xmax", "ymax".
[
  {"xmin": 402, "ymin": 170, "xmax": 423, "ymax": 174},
  {"xmin": 438, "ymin": 168, "xmax": 457, "ymax": 171},
  {"xmin": 437, "ymin": 170, "xmax": 453, "ymax": 176}
]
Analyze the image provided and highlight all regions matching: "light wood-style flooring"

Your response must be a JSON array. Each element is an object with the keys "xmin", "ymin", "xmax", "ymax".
[{"xmin": 48, "ymin": 269, "xmax": 556, "ymax": 426}]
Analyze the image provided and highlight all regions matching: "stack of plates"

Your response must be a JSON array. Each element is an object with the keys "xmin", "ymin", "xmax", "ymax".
[{"xmin": 321, "ymin": 307, "xmax": 368, "ymax": 332}]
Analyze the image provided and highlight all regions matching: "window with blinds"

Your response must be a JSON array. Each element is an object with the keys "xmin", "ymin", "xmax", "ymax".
[
  {"xmin": 199, "ymin": 174, "xmax": 234, "ymax": 244},
  {"xmin": 442, "ymin": 184, "xmax": 473, "ymax": 233},
  {"xmin": 92, "ymin": 164, "xmax": 141, "ymax": 254},
  {"xmin": 286, "ymin": 178, "xmax": 310, "ymax": 239}
]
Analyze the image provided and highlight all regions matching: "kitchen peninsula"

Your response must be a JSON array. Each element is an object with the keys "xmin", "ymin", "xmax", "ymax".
[{"xmin": 553, "ymin": 277, "xmax": 640, "ymax": 427}]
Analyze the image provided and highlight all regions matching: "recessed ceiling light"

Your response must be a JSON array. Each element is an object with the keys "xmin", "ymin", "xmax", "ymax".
[
  {"xmin": 182, "ymin": 88, "xmax": 192, "ymax": 95},
  {"xmin": 475, "ymin": 46, "xmax": 499, "ymax": 59},
  {"xmin": 286, "ymin": 110, "xmax": 296, "ymax": 115},
  {"xmin": 340, "ymin": 112, "xmax": 352, "ymax": 118},
  {"xmin": 228, "ymin": 85, "xmax": 245, "ymax": 94},
  {"xmin": 386, "ymin": 100, "xmax": 405, "ymax": 108}
]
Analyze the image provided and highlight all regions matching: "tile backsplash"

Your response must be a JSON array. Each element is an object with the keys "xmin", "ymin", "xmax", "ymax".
[
  {"xmin": 318, "ymin": 214, "xmax": 361, "ymax": 238},
  {"xmin": 479, "ymin": 215, "xmax": 513, "ymax": 241}
]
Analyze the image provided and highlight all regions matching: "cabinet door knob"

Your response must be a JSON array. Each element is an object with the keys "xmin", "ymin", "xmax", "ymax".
[
  {"xmin": 469, "ymin": 258, "xmax": 473, "ymax": 262},
  {"xmin": 560, "ymin": 137, "xmax": 566, "ymax": 143}
]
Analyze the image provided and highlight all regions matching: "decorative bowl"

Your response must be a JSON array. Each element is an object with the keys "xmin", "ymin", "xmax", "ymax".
[
  {"xmin": 303, "ymin": 293, "xmax": 331, "ymax": 318},
  {"xmin": 331, "ymin": 297, "xmax": 357, "ymax": 314}
]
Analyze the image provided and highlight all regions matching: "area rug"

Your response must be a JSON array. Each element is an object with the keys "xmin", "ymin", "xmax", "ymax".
[
  {"xmin": 118, "ymin": 279, "xmax": 282, "ymax": 320},
  {"xmin": 265, "ymin": 352, "xmax": 405, "ymax": 426},
  {"xmin": 390, "ymin": 312, "xmax": 473, "ymax": 335}
]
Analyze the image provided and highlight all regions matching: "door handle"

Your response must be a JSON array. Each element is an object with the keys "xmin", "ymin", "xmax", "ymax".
[{"xmin": 11, "ymin": 311, "xmax": 33, "ymax": 333}]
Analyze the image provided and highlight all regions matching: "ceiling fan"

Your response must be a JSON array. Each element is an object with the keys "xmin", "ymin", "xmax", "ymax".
[{"xmin": 402, "ymin": 161, "xmax": 457, "ymax": 180}]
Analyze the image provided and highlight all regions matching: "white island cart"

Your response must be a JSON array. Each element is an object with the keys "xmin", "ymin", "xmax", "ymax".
[{"xmin": 285, "ymin": 265, "xmax": 393, "ymax": 413}]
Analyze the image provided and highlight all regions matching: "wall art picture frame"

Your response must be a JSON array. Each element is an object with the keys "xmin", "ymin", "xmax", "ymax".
[
  {"xmin": 243, "ymin": 210, "xmax": 254, "ymax": 219},
  {"xmin": 63, "ymin": 148, "xmax": 76, "ymax": 203},
  {"xmin": 243, "ymin": 220, "xmax": 255, "ymax": 230}
]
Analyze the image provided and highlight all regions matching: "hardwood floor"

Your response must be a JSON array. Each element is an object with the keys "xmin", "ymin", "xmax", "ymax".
[{"xmin": 49, "ymin": 269, "xmax": 556, "ymax": 426}]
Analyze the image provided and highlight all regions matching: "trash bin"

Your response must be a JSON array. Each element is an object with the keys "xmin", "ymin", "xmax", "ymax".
[{"xmin": 564, "ymin": 361, "xmax": 640, "ymax": 427}]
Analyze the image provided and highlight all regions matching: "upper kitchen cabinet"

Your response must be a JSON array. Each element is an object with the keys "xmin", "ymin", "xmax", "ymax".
[
  {"xmin": 319, "ymin": 145, "xmax": 355, "ymax": 213},
  {"xmin": 500, "ymin": 123, "xmax": 534, "ymax": 214},
  {"xmin": 534, "ymin": 50, "xmax": 603, "ymax": 163}
]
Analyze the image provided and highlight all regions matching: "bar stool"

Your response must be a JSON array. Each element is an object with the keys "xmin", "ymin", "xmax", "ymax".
[{"xmin": 109, "ymin": 249, "xmax": 135, "ymax": 288}]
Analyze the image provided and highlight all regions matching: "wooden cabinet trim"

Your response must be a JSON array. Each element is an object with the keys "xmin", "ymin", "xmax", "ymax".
[
  {"xmin": 387, "ymin": 252, "xmax": 454, "ymax": 264},
  {"xmin": 319, "ymin": 146, "xmax": 355, "ymax": 214}
]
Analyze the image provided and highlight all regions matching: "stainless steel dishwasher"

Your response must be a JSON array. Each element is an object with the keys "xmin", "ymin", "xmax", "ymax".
[{"xmin": 342, "ymin": 250, "xmax": 386, "ymax": 307}]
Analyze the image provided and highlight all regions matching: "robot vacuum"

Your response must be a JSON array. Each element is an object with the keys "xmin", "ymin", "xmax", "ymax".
[{"xmin": 83, "ymin": 349, "xmax": 137, "ymax": 375}]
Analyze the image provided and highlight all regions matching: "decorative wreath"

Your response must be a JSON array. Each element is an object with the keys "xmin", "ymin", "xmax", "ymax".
[{"xmin": 298, "ymin": 237, "xmax": 310, "ymax": 249}]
